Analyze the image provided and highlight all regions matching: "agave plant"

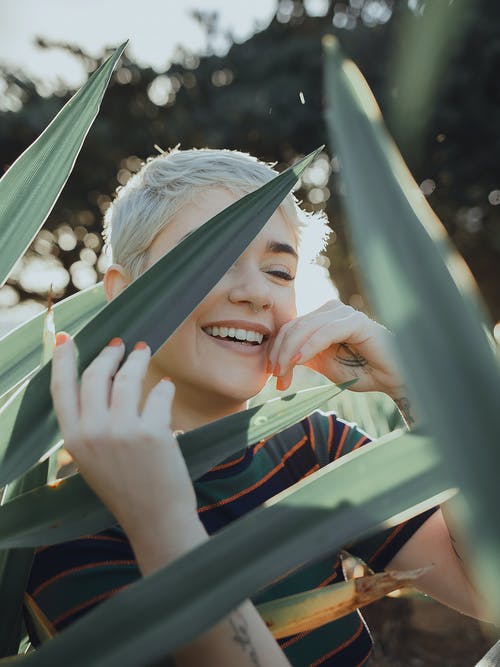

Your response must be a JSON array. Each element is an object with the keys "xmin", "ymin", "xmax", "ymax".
[{"xmin": 0, "ymin": 24, "xmax": 492, "ymax": 666}]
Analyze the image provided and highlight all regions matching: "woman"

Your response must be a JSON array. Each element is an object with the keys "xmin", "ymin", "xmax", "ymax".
[{"xmin": 27, "ymin": 148, "xmax": 482, "ymax": 666}]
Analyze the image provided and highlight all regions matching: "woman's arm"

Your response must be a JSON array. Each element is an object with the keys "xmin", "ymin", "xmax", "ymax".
[
  {"xmin": 268, "ymin": 300, "xmax": 489, "ymax": 621},
  {"xmin": 50, "ymin": 332, "xmax": 292, "ymax": 667},
  {"xmin": 385, "ymin": 508, "xmax": 487, "ymax": 620}
]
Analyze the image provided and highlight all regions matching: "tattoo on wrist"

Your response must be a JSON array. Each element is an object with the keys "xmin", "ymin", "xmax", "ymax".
[
  {"xmin": 394, "ymin": 397, "xmax": 416, "ymax": 428},
  {"xmin": 229, "ymin": 610, "xmax": 262, "ymax": 667}
]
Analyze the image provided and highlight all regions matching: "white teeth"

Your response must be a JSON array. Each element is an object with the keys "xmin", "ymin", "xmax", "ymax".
[{"xmin": 204, "ymin": 326, "xmax": 265, "ymax": 344}]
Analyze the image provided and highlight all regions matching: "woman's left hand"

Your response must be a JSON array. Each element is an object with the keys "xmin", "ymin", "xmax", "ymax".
[{"xmin": 267, "ymin": 299, "xmax": 404, "ymax": 397}]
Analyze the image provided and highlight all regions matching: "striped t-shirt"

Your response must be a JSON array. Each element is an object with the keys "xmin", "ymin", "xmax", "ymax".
[{"xmin": 25, "ymin": 411, "xmax": 436, "ymax": 666}]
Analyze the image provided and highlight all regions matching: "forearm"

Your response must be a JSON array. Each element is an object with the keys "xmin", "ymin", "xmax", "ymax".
[{"xmin": 125, "ymin": 515, "xmax": 292, "ymax": 667}]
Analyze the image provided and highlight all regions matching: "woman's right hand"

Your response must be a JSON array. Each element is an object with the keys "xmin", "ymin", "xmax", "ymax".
[{"xmin": 50, "ymin": 333, "xmax": 202, "ymax": 554}]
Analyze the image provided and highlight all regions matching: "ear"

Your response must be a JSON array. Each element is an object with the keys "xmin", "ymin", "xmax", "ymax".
[{"xmin": 104, "ymin": 264, "xmax": 131, "ymax": 302}]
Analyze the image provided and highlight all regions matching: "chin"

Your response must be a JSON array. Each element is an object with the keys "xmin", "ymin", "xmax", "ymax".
[{"xmin": 207, "ymin": 376, "xmax": 266, "ymax": 404}]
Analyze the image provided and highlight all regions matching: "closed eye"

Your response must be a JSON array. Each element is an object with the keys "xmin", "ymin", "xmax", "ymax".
[{"xmin": 267, "ymin": 269, "xmax": 295, "ymax": 281}]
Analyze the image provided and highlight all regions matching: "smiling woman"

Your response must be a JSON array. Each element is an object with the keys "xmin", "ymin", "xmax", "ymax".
[{"xmin": 24, "ymin": 148, "xmax": 479, "ymax": 666}]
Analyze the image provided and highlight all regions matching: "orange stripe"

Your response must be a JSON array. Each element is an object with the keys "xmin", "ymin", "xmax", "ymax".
[
  {"xmin": 352, "ymin": 435, "xmax": 369, "ymax": 451},
  {"xmin": 210, "ymin": 451, "xmax": 247, "ymax": 471},
  {"xmin": 198, "ymin": 436, "xmax": 308, "ymax": 513},
  {"xmin": 304, "ymin": 463, "xmax": 320, "ymax": 478},
  {"xmin": 209, "ymin": 436, "xmax": 272, "ymax": 472},
  {"xmin": 253, "ymin": 437, "xmax": 271, "ymax": 455},
  {"xmin": 333, "ymin": 423, "xmax": 349, "ymax": 460},
  {"xmin": 307, "ymin": 619, "xmax": 365, "ymax": 666},
  {"xmin": 367, "ymin": 522, "xmax": 406, "ymax": 565},
  {"xmin": 355, "ymin": 652, "xmax": 372, "ymax": 667},
  {"xmin": 32, "ymin": 560, "xmax": 137, "ymax": 597},
  {"xmin": 327, "ymin": 415, "xmax": 334, "ymax": 456},
  {"xmin": 307, "ymin": 417, "xmax": 316, "ymax": 454},
  {"xmin": 53, "ymin": 587, "xmax": 126, "ymax": 626}
]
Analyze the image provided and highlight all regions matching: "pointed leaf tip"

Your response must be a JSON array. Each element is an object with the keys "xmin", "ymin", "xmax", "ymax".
[{"xmin": 292, "ymin": 146, "xmax": 325, "ymax": 178}]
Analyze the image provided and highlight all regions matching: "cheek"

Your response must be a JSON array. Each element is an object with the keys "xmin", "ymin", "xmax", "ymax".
[{"xmin": 277, "ymin": 294, "xmax": 297, "ymax": 328}]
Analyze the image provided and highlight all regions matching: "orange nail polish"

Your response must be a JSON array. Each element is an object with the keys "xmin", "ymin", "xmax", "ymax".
[
  {"xmin": 55, "ymin": 332, "xmax": 69, "ymax": 347},
  {"xmin": 134, "ymin": 341, "xmax": 149, "ymax": 350},
  {"xmin": 108, "ymin": 337, "xmax": 123, "ymax": 347},
  {"xmin": 266, "ymin": 359, "xmax": 273, "ymax": 374},
  {"xmin": 273, "ymin": 362, "xmax": 281, "ymax": 377},
  {"xmin": 276, "ymin": 377, "xmax": 285, "ymax": 391}
]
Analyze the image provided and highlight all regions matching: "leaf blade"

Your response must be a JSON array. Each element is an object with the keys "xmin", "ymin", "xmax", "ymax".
[
  {"xmin": 0, "ymin": 44, "xmax": 127, "ymax": 288},
  {"xmin": 6, "ymin": 431, "xmax": 451, "ymax": 667},
  {"xmin": 0, "ymin": 383, "xmax": 351, "ymax": 548}
]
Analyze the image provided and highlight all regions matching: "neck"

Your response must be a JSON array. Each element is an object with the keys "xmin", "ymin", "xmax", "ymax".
[{"xmin": 141, "ymin": 367, "xmax": 247, "ymax": 433}]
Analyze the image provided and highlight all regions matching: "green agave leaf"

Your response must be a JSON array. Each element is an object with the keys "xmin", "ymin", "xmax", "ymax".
[
  {"xmin": 0, "ymin": 148, "xmax": 322, "ymax": 488},
  {"xmin": 0, "ymin": 284, "xmax": 106, "ymax": 402},
  {"xmin": 323, "ymin": 39, "xmax": 500, "ymax": 619},
  {"xmin": 0, "ymin": 382, "xmax": 353, "ymax": 548},
  {"xmin": 0, "ymin": 44, "xmax": 126, "ymax": 289},
  {"xmin": 0, "ymin": 312, "xmax": 57, "ymax": 657},
  {"xmin": 2, "ymin": 431, "xmax": 452, "ymax": 666},
  {"xmin": 0, "ymin": 463, "xmax": 49, "ymax": 657}
]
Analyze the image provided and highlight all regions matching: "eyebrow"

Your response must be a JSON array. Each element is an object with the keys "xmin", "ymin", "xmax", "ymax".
[
  {"xmin": 266, "ymin": 240, "xmax": 298, "ymax": 260},
  {"xmin": 176, "ymin": 234, "xmax": 298, "ymax": 260}
]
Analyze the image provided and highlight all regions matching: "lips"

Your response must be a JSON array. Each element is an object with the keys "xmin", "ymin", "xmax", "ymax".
[{"xmin": 201, "ymin": 328, "xmax": 270, "ymax": 357}]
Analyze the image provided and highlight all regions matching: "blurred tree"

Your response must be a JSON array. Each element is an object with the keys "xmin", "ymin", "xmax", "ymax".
[{"xmin": 0, "ymin": 0, "xmax": 498, "ymax": 321}]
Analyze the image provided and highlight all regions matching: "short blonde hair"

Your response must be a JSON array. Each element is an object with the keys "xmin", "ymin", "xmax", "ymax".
[{"xmin": 102, "ymin": 147, "xmax": 331, "ymax": 279}]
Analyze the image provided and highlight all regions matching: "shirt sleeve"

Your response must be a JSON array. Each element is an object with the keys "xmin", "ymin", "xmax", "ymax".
[
  {"xmin": 24, "ymin": 526, "xmax": 140, "ymax": 647},
  {"xmin": 305, "ymin": 410, "xmax": 438, "ymax": 571}
]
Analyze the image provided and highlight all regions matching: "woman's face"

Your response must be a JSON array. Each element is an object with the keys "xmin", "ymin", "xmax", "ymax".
[{"xmin": 141, "ymin": 187, "xmax": 298, "ymax": 405}]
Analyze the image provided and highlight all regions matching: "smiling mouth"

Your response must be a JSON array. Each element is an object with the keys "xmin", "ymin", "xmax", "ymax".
[{"xmin": 202, "ymin": 325, "xmax": 267, "ymax": 346}]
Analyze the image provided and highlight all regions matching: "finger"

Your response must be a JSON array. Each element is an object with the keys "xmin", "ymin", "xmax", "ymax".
[
  {"xmin": 79, "ymin": 337, "xmax": 126, "ymax": 426},
  {"xmin": 273, "ymin": 313, "xmax": 332, "ymax": 377},
  {"xmin": 109, "ymin": 341, "xmax": 152, "ymax": 419},
  {"xmin": 141, "ymin": 377, "xmax": 175, "ymax": 433},
  {"xmin": 268, "ymin": 300, "xmax": 347, "ymax": 373},
  {"xmin": 268, "ymin": 319, "xmax": 295, "ymax": 373},
  {"xmin": 276, "ymin": 367, "xmax": 294, "ymax": 392},
  {"xmin": 299, "ymin": 317, "xmax": 368, "ymax": 365},
  {"xmin": 50, "ymin": 332, "xmax": 81, "ymax": 448}
]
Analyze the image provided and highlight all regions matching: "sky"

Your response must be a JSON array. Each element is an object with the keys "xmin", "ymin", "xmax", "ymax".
[{"xmin": 0, "ymin": 0, "xmax": 278, "ymax": 89}]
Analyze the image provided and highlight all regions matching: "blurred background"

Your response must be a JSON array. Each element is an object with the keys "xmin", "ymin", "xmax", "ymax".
[{"xmin": 1, "ymin": 0, "xmax": 499, "ymax": 663}]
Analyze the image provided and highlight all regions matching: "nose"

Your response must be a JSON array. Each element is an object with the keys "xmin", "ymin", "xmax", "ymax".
[{"xmin": 227, "ymin": 264, "xmax": 273, "ymax": 312}]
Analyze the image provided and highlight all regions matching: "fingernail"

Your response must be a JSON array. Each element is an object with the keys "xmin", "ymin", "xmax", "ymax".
[
  {"xmin": 266, "ymin": 359, "xmax": 273, "ymax": 374},
  {"xmin": 55, "ymin": 332, "xmax": 70, "ymax": 347},
  {"xmin": 276, "ymin": 377, "xmax": 286, "ymax": 391},
  {"xmin": 134, "ymin": 341, "xmax": 149, "ymax": 351},
  {"xmin": 290, "ymin": 352, "xmax": 302, "ymax": 365},
  {"xmin": 108, "ymin": 337, "xmax": 123, "ymax": 347},
  {"xmin": 273, "ymin": 362, "xmax": 281, "ymax": 378}
]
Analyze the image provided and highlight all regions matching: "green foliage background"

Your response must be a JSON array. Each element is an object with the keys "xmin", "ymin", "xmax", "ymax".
[{"xmin": 1, "ymin": 0, "xmax": 499, "ymax": 319}]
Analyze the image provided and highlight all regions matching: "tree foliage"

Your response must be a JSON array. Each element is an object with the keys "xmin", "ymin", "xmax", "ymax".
[{"xmin": 0, "ymin": 0, "xmax": 498, "ymax": 318}]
